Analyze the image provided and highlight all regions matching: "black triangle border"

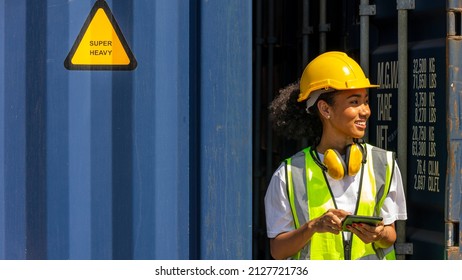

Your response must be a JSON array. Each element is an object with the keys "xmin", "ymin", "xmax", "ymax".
[{"xmin": 64, "ymin": 0, "xmax": 137, "ymax": 71}]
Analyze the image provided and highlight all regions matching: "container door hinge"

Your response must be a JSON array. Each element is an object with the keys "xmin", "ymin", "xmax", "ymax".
[
  {"xmin": 319, "ymin": 24, "xmax": 331, "ymax": 33},
  {"xmin": 395, "ymin": 243, "xmax": 413, "ymax": 255},
  {"xmin": 445, "ymin": 222, "xmax": 460, "ymax": 248},
  {"xmin": 302, "ymin": 26, "xmax": 314, "ymax": 35},
  {"xmin": 445, "ymin": 222, "xmax": 461, "ymax": 259},
  {"xmin": 397, "ymin": 0, "xmax": 415, "ymax": 10},
  {"xmin": 359, "ymin": 4, "xmax": 376, "ymax": 16}
]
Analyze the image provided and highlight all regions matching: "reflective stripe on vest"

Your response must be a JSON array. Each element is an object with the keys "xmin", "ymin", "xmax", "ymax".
[{"xmin": 285, "ymin": 144, "xmax": 396, "ymax": 260}]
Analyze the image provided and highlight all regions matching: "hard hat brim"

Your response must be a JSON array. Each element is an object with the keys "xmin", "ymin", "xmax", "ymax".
[{"xmin": 298, "ymin": 80, "xmax": 379, "ymax": 103}]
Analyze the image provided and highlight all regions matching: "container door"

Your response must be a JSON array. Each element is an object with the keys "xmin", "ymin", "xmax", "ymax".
[{"xmin": 369, "ymin": 0, "xmax": 449, "ymax": 259}]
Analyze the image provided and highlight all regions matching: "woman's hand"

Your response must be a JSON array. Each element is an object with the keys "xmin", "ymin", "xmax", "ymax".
[
  {"xmin": 346, "ymin": 222, "xmax": 397, "ymax": 248},
  {"xmin": 312, "ymin": 209, "xmax": 351, "ymax": 235}
]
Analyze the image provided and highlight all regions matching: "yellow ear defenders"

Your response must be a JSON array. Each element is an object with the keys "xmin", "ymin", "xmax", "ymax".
[{"xmin": 312, "ymin": 142, "xmax": 366, "ymax": 180}]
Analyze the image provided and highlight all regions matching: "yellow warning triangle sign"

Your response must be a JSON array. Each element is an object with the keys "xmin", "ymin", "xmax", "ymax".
[{"xmin": 64, "ymin": 0, "xmax": 137, "ymax": 70}]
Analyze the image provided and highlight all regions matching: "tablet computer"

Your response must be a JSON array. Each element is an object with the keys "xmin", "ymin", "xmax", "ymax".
[{"xmin": 342, "ymin": 215, "xmax": 383, "ymax": 231}]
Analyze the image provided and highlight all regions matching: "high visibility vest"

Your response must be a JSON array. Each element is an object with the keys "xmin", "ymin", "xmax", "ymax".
[{"xmin": 285, "ymin": 144, "xmax": 396, "ymax": 260}]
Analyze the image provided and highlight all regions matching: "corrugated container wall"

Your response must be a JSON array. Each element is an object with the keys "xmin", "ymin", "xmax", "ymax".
[{"xmin": 0, "ymin": 0, "xmax": 252, "ymax": 259}]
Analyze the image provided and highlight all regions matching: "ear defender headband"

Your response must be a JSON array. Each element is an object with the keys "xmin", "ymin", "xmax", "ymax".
[{"xmin": 312, "ymin": 142, "xmax": 366, "ymax": 180}]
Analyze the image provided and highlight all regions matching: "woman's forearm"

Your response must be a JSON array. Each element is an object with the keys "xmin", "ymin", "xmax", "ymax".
[{"xmin": 270, "ymin": 221, "xmax": 316, "ymax": 260}]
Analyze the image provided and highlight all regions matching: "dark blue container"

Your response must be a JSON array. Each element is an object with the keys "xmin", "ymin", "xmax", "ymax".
[
  {"xmin": 368, "ymin": 0, "xmax": 461, "ymax": 259},
  {"xmin": 0, "ymin": 0, "xmax": 252, "ymax": 259}
]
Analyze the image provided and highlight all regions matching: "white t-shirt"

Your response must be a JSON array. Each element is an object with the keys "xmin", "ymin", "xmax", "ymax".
[{"xmin": 265, "ymin": 153, "xmax": 408, "ymax": 239}]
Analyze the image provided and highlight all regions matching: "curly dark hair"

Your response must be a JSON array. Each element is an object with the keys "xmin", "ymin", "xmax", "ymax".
[{"xmin": 268, "ymin": 81, "xmax": 337, "ymax": 145}]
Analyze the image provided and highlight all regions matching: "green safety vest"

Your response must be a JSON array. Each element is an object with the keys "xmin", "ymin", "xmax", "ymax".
[{"xmin": 285, "ymin": 144, "xmax": 396, "ymax": 260}]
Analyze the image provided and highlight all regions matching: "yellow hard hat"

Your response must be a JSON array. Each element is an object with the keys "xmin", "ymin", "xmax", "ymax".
[{"xmin": 298, "ymin": 51, "xmax": 379, "ymax": 104}]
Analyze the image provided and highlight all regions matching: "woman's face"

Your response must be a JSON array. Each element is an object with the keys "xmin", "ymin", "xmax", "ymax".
[{"xmin": 322, "ymin": 88, "xmax": 371, "ymax": 140}]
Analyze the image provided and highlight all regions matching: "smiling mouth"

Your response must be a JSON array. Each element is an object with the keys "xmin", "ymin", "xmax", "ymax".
[{"xmin": 355, "ymin": 121, "xmax": 367, "ymax": 129}]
